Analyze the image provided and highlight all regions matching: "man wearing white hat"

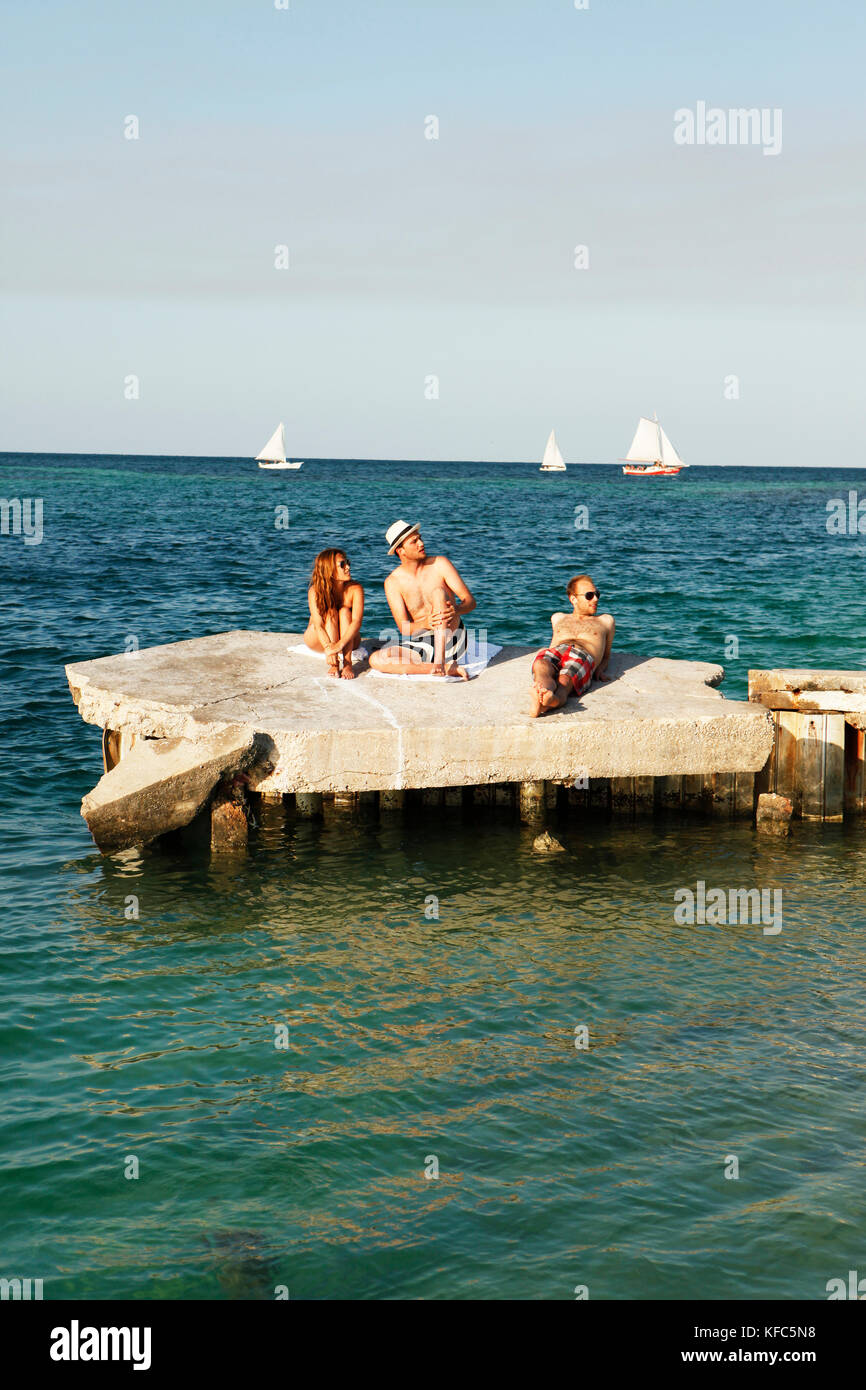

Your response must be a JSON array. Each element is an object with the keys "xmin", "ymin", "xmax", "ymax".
[{"xmin": 368, "ymin": 521, "xmax": 476, "ymax": 678}]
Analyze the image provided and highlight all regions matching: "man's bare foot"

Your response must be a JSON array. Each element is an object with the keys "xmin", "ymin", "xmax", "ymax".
[
  {"xmin": 446, "ymin": 662, "xmax": 469, "ymax": 680},
  {"xmin": 539, "ymin": 685, "xmax": 559, "ymax": 709},
  {"xmin": 432, "ymin": 661, "xmax": 446, "ymax": 677},
  {"xmin": 529, "ymin": 686, "xmax": 545, "ymax": 717}
]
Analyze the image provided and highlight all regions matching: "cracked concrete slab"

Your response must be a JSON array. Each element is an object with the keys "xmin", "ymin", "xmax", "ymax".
[{"xmin": 80, "ymin": 726, "xmax": 259, "ymax": 850}]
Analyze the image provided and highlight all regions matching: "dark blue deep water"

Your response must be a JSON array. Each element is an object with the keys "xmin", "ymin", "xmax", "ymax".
[{"xmin": 1, "ymin": 454, "xmax": 865, "ymax": 1299}]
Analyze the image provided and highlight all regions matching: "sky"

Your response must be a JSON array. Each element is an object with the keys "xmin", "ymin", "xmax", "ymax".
[{"xmin": 1, "ymin": 0, "xmax": 864, "ymax": 464}]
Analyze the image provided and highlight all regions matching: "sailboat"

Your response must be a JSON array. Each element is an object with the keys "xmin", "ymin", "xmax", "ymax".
[
  {"xmin": 621, "ymin": 413, "xmax": 686, "ymax": 476},
  {"xmin": 256, "ymin": 422, "xmax": 303, "ymax": 470},
  {"xmin": 540, "ymin": 429, "xmax": 566, "ymax": 472}
]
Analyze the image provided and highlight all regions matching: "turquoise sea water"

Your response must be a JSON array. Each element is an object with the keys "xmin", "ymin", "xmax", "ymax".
[{"xmin": 2, "ymin": 454, "xmax": 866, "ymax": 1300}]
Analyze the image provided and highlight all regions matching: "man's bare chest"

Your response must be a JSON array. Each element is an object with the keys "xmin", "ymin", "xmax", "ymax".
[
  {"xmin": 398, "ymin": 567, "xmax": 446, "ymax": 615},
  {"xmin": 555, "ymin": 616, "xmax": 605, "ymax": 640}
]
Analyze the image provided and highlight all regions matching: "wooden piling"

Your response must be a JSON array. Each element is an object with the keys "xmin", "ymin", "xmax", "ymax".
[
  {"xmin": 799, "ymin": 713, "xmax": 844, "ymax": 821},
  {"xmin": 634, "ymin": 776, "xmax": 655, "ymax": 814},
  {"xmin": 379, "ymin": 789, "xmax": 405, "ymax": 813},
  {"xmin": 519, "ymin": 780, "xmax": 546, "ymax": 823},
  {"xmin": 682, "ymin": 774, "xmax": 708, "ymax": 813},
  {"xmin": 611, "ymin": 777, "xmax": 634, "ymax": 814},
  {"xmin": 295, "ymin": 792, "xmax": 323, "ymax": 818},
  {"xmin": 772, "ymin": 711, "xmax": 801, "ymax": 807},
  {"xmin": 657, "ymin": 775, "xmax": 683, "ymax": 811},
  {"xmin": 710, "ymin": 771, "xmax": 736, "ymax": 817},
  {"xmin": 734, "ymin": 771, "xmax": 756, "ymax": 819},
  {"xmin": 588, "ymin": 778, "xmax": 611, "ymax": 813}
]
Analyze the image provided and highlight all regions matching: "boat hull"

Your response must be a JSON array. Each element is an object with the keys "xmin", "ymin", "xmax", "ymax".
[
  {"xmin": 258, "ymin": 461, "xmax": 303, "ymax": 470},
  {"xmin": 622, "ymin": 464, "xmax": 682, "ymax": 476}
]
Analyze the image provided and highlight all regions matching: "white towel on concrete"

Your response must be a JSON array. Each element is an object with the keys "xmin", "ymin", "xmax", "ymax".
[
  {"xmin": 288, "ymin": 642, "xmax": 369, "ymax": 661},
  {"xmin": 367, "ymin": 639, "xmax": 502, "ymax": 681}
]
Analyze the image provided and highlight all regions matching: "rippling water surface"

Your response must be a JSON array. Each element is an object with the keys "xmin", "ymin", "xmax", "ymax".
[{"xmin": 1, "ymin": 455, "xmax": 865, "ymax": 1299}]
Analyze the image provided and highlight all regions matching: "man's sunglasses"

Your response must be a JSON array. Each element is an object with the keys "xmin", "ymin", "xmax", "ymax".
[{"xmin": 581, "ymin": 590, "xmax": 600, "ymax": 600}]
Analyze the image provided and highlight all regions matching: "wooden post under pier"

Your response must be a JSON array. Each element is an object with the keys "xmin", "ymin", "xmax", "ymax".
[
  {"xmin": 749, "ymin": 671, "xmax": 859, "ymax": 822},
  {"xmin": 519, "ymin": 781, "xmax": 547, "ymax": 823}
]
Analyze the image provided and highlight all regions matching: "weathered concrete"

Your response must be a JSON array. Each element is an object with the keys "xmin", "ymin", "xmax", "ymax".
[
  {"xmin": 532, "ymin": 830, "xmax": 566, "ymax": 854},
  {"xmin": 80, "ymin": 727, "xmax": 258, "ymax": 851},
  {"xmin": 66, "ymin": 631, "xmax": 774, "ymax": 795},
  {"xmin": 749, "ymin": 667, "xmax": 866, "ymax": 733},
  {"xmin": 756, "ymin": 792, "xmax": 793, "ymax": 837},
  {"xmin": 749, "ymin": 668, "xmax": 866, "ymax": 698}
]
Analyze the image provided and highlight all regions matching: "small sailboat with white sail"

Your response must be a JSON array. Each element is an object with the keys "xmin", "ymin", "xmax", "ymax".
[
  {"xmin": 256, "ymin": 423, "xmax": 303, "ymax": 470},
  {"xmin": 540, "ymin": 429, "xmax": 566, "ymax": 472},
  {"xmin": 621, "ymin": 413, "xmax": 686, "ymax": 476}
]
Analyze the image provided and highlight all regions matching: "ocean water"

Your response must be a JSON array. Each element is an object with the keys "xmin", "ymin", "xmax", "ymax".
[{"xmin": 2, "ymin": 454, "xmax": 865, "ymax": 1300}]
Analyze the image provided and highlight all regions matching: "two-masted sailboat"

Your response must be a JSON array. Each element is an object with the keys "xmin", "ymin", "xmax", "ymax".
[
  {"xmin": 256, "ymin": 423, "xmax": 303, "ymax": 470},
  {"xmin": 621, "ymin": 413, "xmax": 686, "ymax": 476},
  {"xmin": 540, "ymin": 429, "xmax": 566, "ymax": 472}
]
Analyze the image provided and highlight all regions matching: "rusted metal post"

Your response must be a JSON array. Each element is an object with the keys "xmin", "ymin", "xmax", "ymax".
[
  {"xmin": 210, "ymin": 786, "xmax": 248, "ymax": 852},
  {"xmin": 845, "ymin": 725, "xmax": 866, "ymax": 815}
]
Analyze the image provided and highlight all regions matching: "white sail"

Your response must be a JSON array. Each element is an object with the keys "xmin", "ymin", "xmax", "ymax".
[
  {"xmin": 256, "ymin": 423, "xmax": 286, "ymax": 463},
  {"xmin": 625, "ymin": 415, "xmax": 686, "ymax": 467},
  {"xmin": 659, "ymin": 426, "xmax": 684, "ymax": 468},
  {"xmin": 541, "ymin": 429, "xmax": 566, "ymax": 470},
  {"xmin": 625, "ymin": 417, "xmax": 662, "ymax": 463}
]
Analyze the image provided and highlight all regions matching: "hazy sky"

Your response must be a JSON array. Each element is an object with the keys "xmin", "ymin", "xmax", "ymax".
[{"xmin": 2, "ymin": 0, "xmax": 863, "ymax": 464}]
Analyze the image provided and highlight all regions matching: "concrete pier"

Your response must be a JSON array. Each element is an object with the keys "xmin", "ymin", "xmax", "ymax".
[
  {"xmin": 63, "ymin": 630, "xmax": 781, "ymax": 850},
  {"xmin": 67, "ymin": 630, "xmax": 772, "ymax": 789}
]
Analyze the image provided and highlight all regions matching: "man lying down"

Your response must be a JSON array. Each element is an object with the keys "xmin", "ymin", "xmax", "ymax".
[{"xmin": 529, "ymin": 573, "xmax": 614, "ymax": 717}]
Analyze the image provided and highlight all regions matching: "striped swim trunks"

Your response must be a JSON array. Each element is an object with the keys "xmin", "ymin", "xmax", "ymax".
[
  {"xmin": 402, "ymin": 620, "xmax": 467, "ymax": 664},
  {"xmin": 532, "ymin": 643, "xmax": 595, "ymax": 696}
]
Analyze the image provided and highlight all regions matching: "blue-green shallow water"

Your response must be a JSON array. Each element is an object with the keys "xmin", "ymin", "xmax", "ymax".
[{"xmin": 2, "ymin": 454, "xmax": 866, "ymax": 1300}]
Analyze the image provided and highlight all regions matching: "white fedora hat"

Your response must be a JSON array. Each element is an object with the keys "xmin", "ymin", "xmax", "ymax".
[{"xmin": 386, "ymin": 519, "xmax": 421, "ymax": 554}]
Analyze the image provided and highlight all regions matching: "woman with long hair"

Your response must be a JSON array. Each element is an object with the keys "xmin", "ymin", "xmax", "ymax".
[{"xmin": 303, "ymin": 548, "xmax": 364, "ymax": 678}]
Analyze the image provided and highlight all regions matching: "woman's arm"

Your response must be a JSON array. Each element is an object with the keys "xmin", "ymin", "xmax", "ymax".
[
  {"xmin": 308, "ymin": 587, "xmax": 333, "ymax": 650},
  {"xmin": 335, "ymin": 584, "xmax": 364, "ymax": 649}
]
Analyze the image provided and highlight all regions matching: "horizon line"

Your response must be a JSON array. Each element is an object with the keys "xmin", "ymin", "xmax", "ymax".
[{"xmin": 2, "ymin": 451, "xmax": 866, "ymax": 470}]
